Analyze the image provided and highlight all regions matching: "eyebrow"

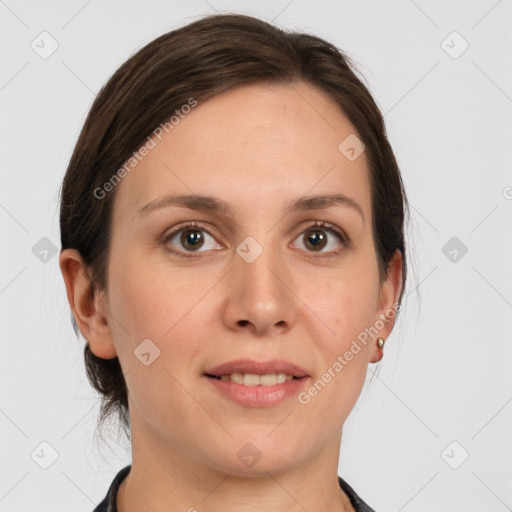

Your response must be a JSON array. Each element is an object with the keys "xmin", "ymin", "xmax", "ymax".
[{"xmin": 138, "ymin": 192, "xmax": 365, "ymax": 223}]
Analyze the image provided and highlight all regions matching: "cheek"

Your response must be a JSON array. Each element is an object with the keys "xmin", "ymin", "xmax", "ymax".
[
  {"xmin": 108, "ymin": 252, "xmax": 191, "ymax": 337},
  {"xmin": 106, "ymin": 257, "xmax": 207, "ymax": 424},
  {"xmin": 107, "ymin": 253, "xmax": 212, "ymax": 379},
  {"xmin": 298, "ymin": 283, "xmax": 375, "ymax": 426},
  {"xmin": 297, "ymin": 263, "xmax": 378, "ymax": 411},
  {"xmin": 306, "ymin": 263, "xmax": 379, "ymax": 346}
]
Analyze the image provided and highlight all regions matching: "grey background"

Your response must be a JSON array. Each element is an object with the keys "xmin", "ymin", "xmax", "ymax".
[{"xmin": 1, "ymin": 0, "xmax": 511, "ymax": 510}]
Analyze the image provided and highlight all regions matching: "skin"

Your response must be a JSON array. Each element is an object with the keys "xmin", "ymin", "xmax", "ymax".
[{"xmin": 60, "ymin": 81, "xmax": 402, "ymax": 512}]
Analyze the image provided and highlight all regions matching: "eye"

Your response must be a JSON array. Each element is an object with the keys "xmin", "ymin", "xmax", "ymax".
[
  {"xmin": 163, "ymin": 221, "xmax": 222, "ymax": 258},
  {"xmin": 163, "ymin": 220, "xmax": 349, "ymax": 259},
  {"xmin": 292, "ymin": 221, "xmax": 348, "ymax": 255}
]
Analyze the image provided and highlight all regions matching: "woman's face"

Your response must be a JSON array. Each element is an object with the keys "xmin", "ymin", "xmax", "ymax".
[{"xmin": 90, "ymin": 82, "xmax": 401, "ymax": 474}]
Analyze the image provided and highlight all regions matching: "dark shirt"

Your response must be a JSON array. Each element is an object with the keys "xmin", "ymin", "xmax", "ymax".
[{"xmin": 92, "ymin": 464, "xmax": 376, "ymax": 512}]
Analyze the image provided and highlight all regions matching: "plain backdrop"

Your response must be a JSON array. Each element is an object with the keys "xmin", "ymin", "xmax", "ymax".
[{"xmin": 1, "ymin": 1, "xmax": 511, "ymax": 511}]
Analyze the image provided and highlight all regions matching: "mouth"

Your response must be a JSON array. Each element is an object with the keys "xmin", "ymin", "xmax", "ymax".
[
  {"xmin": 203, "ymin": 364, "xmax": 310, "ymax": 407},
  {"xmin": 204, "ymin": 358, "xmax": 310, "ymax": 386},
  {"xmin": 203, "ymin": 370, "xmax": 309, "ymax": 408}
]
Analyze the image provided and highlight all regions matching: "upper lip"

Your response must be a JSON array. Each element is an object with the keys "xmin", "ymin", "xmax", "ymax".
[{"xmin": 205, "ymin": 359, "xmax": 309, "ymax": 378}]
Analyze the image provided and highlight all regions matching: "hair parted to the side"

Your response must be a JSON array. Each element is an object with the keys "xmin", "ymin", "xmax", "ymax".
[{"xmin": 59, "ymin": 12, "xmax": 409, "ymax": 440}]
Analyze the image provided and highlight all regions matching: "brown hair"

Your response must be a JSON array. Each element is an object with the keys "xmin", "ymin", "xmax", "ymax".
[{"xmin": 60, "ymin": 12, "xmax": 409, "ymax": 439}]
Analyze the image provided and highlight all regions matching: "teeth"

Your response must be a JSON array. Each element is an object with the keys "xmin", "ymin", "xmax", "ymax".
[
  {"xmin": 231, "ymin": 373, "xmax": 244, "ymax": 384},
  {"xmin": 219, "ymin": 373, "xmax": 295, "ymax": 386}
]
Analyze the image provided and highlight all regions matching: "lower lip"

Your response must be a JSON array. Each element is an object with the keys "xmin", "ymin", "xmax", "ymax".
[{"xmin": 204, "ymin": 375, "xmax": 309, "ymax": 407}]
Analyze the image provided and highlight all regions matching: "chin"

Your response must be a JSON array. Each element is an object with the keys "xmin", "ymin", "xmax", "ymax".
[{"xmin": 208, "ymin": 433, "xmax": 308, "ymax": 476}]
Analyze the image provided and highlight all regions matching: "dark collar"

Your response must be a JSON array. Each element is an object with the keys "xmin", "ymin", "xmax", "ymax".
[
  {"xmin": 338, "ymin": 475, "xmax": 376, "ymax": 511},
  {"xmin": 92, "ymin": 465, "xmax": 376, "ymax": 512}
]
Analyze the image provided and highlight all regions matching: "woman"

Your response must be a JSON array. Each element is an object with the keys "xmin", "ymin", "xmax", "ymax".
[{"xmin": 59, "ymin": 12, "xmax": 408, "ymax": 512}]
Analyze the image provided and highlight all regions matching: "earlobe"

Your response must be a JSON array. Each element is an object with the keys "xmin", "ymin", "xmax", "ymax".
[{"xmin": 59, "ymin": 249, "xmax": 118, "ymax": 359}]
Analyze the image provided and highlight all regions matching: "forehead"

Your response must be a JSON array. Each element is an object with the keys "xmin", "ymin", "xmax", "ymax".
[{"xmin": 112, "ymin": 82, "xmax": 371, "ymax": 223}]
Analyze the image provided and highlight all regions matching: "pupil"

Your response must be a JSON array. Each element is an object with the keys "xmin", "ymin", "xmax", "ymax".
[
  {"xmin": 306, "ymin": 230, "xmax": 326, "ymax": 250},
  {"xmin": 182, "ymin": 230, "xmax": 203, "ymax": 249}
]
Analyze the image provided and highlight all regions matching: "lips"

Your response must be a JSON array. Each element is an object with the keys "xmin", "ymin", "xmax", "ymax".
[
  {"xmin": 204, "ymin": 358, "xmax": 309, "ymax": 378},
  {"xmin": 204, "ymin": 359, "xmax": 310, "ymax": 407}
]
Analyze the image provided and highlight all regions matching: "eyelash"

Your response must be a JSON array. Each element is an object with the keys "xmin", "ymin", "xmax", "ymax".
[{"xmin": 162, "ymin": 220, "xmax": 349, "ymax": 259}]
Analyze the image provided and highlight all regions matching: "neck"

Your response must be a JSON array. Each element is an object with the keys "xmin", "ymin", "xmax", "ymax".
[{"xmin": 117, "ymin": 421, "xmax": 354, "ymax": 512}]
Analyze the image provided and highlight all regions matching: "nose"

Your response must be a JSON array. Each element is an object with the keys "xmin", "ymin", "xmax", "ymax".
[{"xmin": 221, "ymin": 239, "xmax": 297, "ymax": 337}]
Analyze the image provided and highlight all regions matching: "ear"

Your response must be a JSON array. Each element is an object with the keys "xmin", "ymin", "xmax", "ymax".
[
  {"xmin": 59, "ymin": 248, "xmax": 118, "ymax": 359},
  {"xmin": 369, "ymin": 248, "xmax": 403, "ymax": 363}
]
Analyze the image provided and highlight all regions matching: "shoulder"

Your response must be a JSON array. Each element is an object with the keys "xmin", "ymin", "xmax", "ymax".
[
  {"xmin": 338, "ymin": 475, "xmax": 377, "ymax": 512},
  {"xmin": 92, "ymin": 465, "xmax": 132, "ymax": 512}
]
